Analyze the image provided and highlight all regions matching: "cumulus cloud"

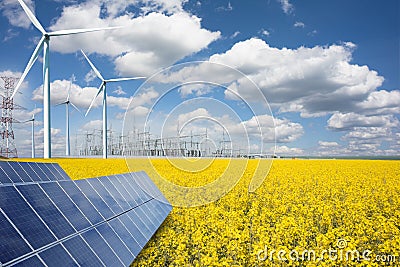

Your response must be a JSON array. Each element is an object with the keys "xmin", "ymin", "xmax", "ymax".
[
  {"xmin": 45, "ymin": 2, "xmax": 220, "ymax": 76},
  {"xmin": 327, "ymin": 113, "xmax": 399, "ymax": 130},
  {"xmin": 0, "ymin": 0, "xmax": 34, "ymax": 29},
  {"xmin": 82, "ymin": 120, "xmax": 103, "ymax": 130},
  {"xmin": 198, "ymin": 38, "xmax": 385, "ymax": 117},
  {"xmin": 274, "ymin": 145, "xmax": 303, "ymax": 155},
  {"xmin": 31, "ymin": 79, "xmax": 133, "ymax": 110},
  {"xmin": 318, "ymin": 141, "xmax": 339, "ymax": 147}
]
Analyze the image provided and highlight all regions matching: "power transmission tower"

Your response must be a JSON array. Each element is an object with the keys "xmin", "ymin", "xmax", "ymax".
[{"xmin": 0, "ymin": 77, "xmax": 20, "ymax": 158}]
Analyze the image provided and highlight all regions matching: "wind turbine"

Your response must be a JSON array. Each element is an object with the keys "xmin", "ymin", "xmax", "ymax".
[
  {"xmin": 24, "ymin": 112, "xmax": 35, "ymax": 158},
  {"xmin": 55, "ymin": 78, "xmax": 81, "ymax": 157},
  {"xmin": 11, "ymin": 0, "xmax": 119, "ymax": 159},
  {"xmin": 81, "ymin": 50, "xmax": 145, "ymax": 159}
]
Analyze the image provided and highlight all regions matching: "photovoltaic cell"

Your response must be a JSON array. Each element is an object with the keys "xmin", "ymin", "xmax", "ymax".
[
  {"xmin": 39, "ymin": 182, "xmax": 91, "ymax": 232},
  {"xmin": 58, "ymin": 180, "xmax": 104, "ymax": 225},
  {"xmin": 13, "ymin": 255, "xmax": 45, "ymax": 267},
  {"xmin": 0, "ymin": 161, "xmax": 71, "ymax": 185},
  {"xmin": 10, "ymin": 162, "xmax": 31, "ymax": 183},
  {"xmin": 81, "ymin": 228, "xmax": 122, "ymax": 266},
  {"xmin": 98, "ymin": 178, "xmax": 131, "ymax": 211},
  {"xmin": 0, "ymin": 186, "xmax": 57, "ymax": 250},
  {"xmin": 0, "ymin": 162, "xmax": 172, "ymax": 267},
  {"xmin": 108, "ymin": 217, "xmax": 142, "ymax": 258},
  {"xmin": 16, "ymin": 184, "xmax": 76, "ymax": 240},
  {"xmin": 0, "ymin": 162, "xmax": 22, "ymax": 183},
  {"xmin": 0, "ymin": 166, "xmax": 12, "ymax": 184},
  {"xmin": 63, "ymin": 235, "xmax": 104, "ymax": 266},
  {"xmin": 30, "ymin": 162, "xmax": 50, "ymax": 182},
  {"xmin": 74, "ymin": 179, "xmax": 115, "ymax": 220},
  {"xmin": 95, "ymin": 222, "xmax": 134, "ymax": 266},
  {"xmin": 19, "ymin": 162, "xmax": 41, "ymax": 182},
  {"xmin": 0, "ymin": 211, "xmax": 32, "ymax": 264},
  {"xmin": 87, "ymin": 178, "xmax": 124, "ymax": 215},
  {"xmin": 39, "ymin": 244, "xmax": 77, "ymax": 266}
]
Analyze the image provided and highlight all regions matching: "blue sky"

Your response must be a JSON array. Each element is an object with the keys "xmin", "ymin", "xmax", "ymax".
[{"xmin": 0, "ymin": 0, "xmax": 399, "ymax": 157}]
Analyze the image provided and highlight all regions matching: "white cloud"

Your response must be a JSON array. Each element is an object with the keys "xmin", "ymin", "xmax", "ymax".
[
  {"xmin": 277, "ymin": 0, "xmax": 294, "ymax": 14},
  {"xmin": 0, "ymin": 0, "xmax": 34, "ymax": 29},
  {"xmin": 274, "ymin": 145, "xmax": 303, "ymax": 155},
  {"xmin": 318, "ymin": 141, "xmax": 339, "ymax": 147},
  {"xmin": 31, "ymin": 79, "xmax": 133, "ymax": 110},
  {"xmin": 357, "ymin": 90, "xmax": 400, "ymax": 115},
  {"xmin": 82, "ymin": 120, "xmax": 103, "ymax": 130},
  {"xmin": 327, "ymin": 113, "xmax": 399, "ymax": 130},
  {"xmin": 113, "ymin": 86, "xmax": 127, "ymax": 95},
  {"xmin": 230, "ymin": 31, "xmax": 240, "ymax": 39},
  {"xmin": 177, "ymin": 107, "xmax": 210, "ymax": 125},
  {"xmin": 202, "ymin": 38, "xmax": 385, "ymax": 117},
  {"xmin": 216, "ymin": 1, "xmax": 233, "ymax": 12},
  {"xmin": 308, "ymin": 30, "xmax": 318, "ymax": 36},
  {"xmin": 274, "ymin": 117, "xmax": 304, "ymax": 143},
  {"xmin": 294, "ymin": 21, "xmax": 305, "ymax": 28},
  {"xmin": 343, "ymin": 127, "xmax": 392, "ymax": 140},
  {"xmin": 239, "ymin": 115, "xmax": 303, "ymax": 143},
  {"xmin": 260, "ymin": 29, "xmax": 270, "ymax": 37},
  {"xmin": 47, "ymin": 3, "xmax": 220, "ymax": 76},
  {"xmin": 84, "ymin": 70, "xmax": 98, "ymax": 84}
]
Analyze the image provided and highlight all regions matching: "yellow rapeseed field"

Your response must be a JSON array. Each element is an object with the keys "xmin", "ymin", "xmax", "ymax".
[{"xmin": 17, "ymin": 158, "xmax": 400, "ymax": 266}]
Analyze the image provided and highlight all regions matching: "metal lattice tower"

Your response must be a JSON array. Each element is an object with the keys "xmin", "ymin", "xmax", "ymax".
[{"xmin": 0, "ymin": 77, "xmax": 19, "ymax": 158}]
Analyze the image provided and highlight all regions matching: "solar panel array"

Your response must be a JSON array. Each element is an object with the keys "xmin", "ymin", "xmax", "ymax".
[{"xmin": 0, "ymin": 161, "xmax": 172, "ymax": 267}]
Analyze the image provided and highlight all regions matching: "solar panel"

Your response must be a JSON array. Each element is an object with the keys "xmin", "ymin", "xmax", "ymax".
[
  {"xmin": 0, "ymin": 161, "xmax": 71, "ymax": 185},
  {"xmin": 0, "ymin": 163, "xmax": 172, "ymax": 267}
]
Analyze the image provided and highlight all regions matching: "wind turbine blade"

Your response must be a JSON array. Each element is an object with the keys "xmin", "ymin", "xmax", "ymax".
[
  {"xmin": 67, "ymin": 80, "xmax": 72, "ymax": 102},
  {"xmin": 85, "ymin": 83, "xmax": 104, "ymax": 117},
  {"xmin": 106, "ymin": 77, "xmax": 146, "ymax": 82},
  {"xmin": 11, "ymin": 36, "xmax": 45, "ymax": 99},
  {"xmin": 81, "ymin": 50, "xmax": 104, "ymax": 81},
  {"xmin": 17, "ymin": 0, "xmax": 46, "ymax": 35},
  {"xmin": 70, "ymin": 102, "xmax": 82, "ymax": 114},
  {"xmin": 54, "ymin": 101, "xmax": 68, "ymax": 107},
  {"xmin": 49, "ymin": 26, "xmax": 122, "ymax": 36}
]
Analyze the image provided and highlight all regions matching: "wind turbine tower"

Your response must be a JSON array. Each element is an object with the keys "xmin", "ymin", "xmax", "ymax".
[
  {"xmin": 11, "ymin": 0, "xmax": 118, "ymax": 158},
  {"xmin": 24, "ymin": 113, "xmax": 35, "ymax": 158},
  {"xmin": 81, "ymin": 50, "xmax": 145, "ymax": 159},
  {"xmin": 55, "ymin": 78, "xmax": 80, "ymax": 156}
]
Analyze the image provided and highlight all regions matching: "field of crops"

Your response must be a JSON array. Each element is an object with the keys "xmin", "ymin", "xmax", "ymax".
[{"xmin": 20, "ymin": 158, "xmax": 400, "ymax": 266}]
